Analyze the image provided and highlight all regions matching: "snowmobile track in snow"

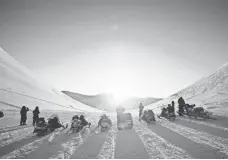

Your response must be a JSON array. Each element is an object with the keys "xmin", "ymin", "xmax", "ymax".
[
  {"xmin": 0, "ymin": 125, "xmax": 32, "ymax": 134},
  {"xmin": 157, "ymin": 119, "xmax": 228, "ymax": 156},
  {"xmin": 134, "ymin": 122, "xmax": 191, "ymax": 159},
  {"xmin": 97, "ymin": 126, "xmax": 117, "ymax": 159}
]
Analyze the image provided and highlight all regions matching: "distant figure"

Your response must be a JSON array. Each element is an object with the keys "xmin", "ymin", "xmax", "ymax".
[
  {"xmin": 0, "ymin": 111, "xmax": 4, "ymax": 118},
  {"xmin": 33, "ymin": 106, "xmax": 40, "ymax": 126},
  {"xmin": 139, "ymin": 102, "xmax": 144, "ymax": 118},
  {"xmin": 171, "ymin": 101, "xmax": 175, "ymax": 108},
  {"xmin": 171, "ymin": 101, "xmax": 176, "ymax": 117},
  {"xmin": 158, "ymin": 107, "xmax": 168, "ymax": 118},
  {"xmin": 116, "ymin": 106, "xmax": 125, "ymax": 114},
  {"xmin": 178, "ymin": 97, "xmax": 186, "ymax": 116},
  {"xmin": 20, "ymin": 106, "xmax": 29, "ymax": 125}
]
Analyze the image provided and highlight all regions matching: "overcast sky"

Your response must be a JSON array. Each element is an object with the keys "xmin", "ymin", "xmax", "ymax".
[{"xmin": 0, "ymin": 0, "xmax": 228, "ymax": 98}]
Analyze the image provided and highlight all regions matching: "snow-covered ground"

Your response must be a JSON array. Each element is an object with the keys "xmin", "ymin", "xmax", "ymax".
[
  {"xmin": 142, "ymin": 62, "xmax": 228, "ymax": 117},
  {"xmin": 2, "ymin": 46, "xmax": 228, "ymax": 159},
  {"xmin": 1, "ymin": 114, "xmax": 228, "ymax": 159}
]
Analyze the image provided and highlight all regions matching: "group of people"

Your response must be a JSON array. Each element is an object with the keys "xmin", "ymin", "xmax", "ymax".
[
  {"xmin": 158, "ymin": 101, "xmax": 176, "ymax": 119},
  {"xmin": 138, "ymin": 97, "xmax": 190, "ymax": 121},
  {"xmin": 20, "ymin": 106, "xmax": 40, "ymax": 126},
  {"xmin": 71, "ymin": 114, "xmax": 91, "ymax": 128},
  {"xmin": 177, "ymin": 97, "xmax": 197, "ymax": 116},
  {"xmin": 138, "ymin": 102, "xmax": 156, "ymax": 123}
]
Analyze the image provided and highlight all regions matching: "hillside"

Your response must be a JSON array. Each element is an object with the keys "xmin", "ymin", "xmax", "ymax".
[
  {"xmin": 144, "ymin": 62, "xmax": 228, "ymax": 116},
  {"xmin": 62, "ymin": 91, "xmax": 162, "ymax": 111},
  {"xmin": 0, "ymin": 47, "xmax": 101, "ymax": 112}
]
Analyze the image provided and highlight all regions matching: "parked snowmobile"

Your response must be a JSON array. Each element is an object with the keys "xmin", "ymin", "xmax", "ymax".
[
  {"xmin": 158, "ymin": 107, "xmax": 175, "ymax": 121},
  {"xmin": 33, "ymin": 115, "xmax": 66, "ymax": 136},
  {"xmin": 98, "ymin": 114, "xmax": 112, "ymax": 132},
  {"xmin": 188, "ymin": 106, "xmax": 212, "ymax": 119},
  {"xmin": 167, "ymin": 112, "xmax": 176, "ymax": 121},
  {"xmin": 118, "ymin": 112, "xmax": 133, "ymax": 130},
  {"xmin": 141, "ymin": 110, "xmax": 156, "ymax": 124},
  {"xmin": 33, "ymin": 117, "xmax": 48, "ymax": 136},
  {"xmin": 70, "ymin": 115, "xmax": 86, "ymax": 132}
]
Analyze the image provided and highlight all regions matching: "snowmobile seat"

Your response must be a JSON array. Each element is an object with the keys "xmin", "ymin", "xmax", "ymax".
[{"xmin": 37, "ymin": 117, "xmax": 46, "ymax": 126}]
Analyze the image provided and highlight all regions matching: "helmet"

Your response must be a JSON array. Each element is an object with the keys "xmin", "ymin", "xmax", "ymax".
[
  {"xmin": 72, "ymin": 115, "xmax": 79, "ymax": 120},
  {"xmin": 79, "ymin": 115, "xmax": 85, "ymax": 120},
  {"xmin": 49, "ymin": 114, "xmax": 59, "ymax": 120}
]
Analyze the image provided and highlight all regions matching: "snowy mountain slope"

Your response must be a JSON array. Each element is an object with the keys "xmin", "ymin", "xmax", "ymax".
[
  {"xmin": 0, "ymin": 47, "xmax": 101, "ymax": 112},
  {"xmin": 62, "ymin": 91, "xmax": 161, "ymax": 111},
  {"xmin": 143, "ymin": 62, "xmax": 228, "ymax": 116}
]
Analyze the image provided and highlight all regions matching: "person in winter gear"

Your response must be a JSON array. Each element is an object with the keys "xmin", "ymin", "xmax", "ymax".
[
  {"xmin": 33, "ymin": 106, "xmax": 40, "ymax": 126},
  {"xmin": 167, "ymin": 104, "xmax": 173, "ymax": 114},
  {"xmin": 79, "ymin": 115, "xmax": 91, "ymax": 128},
  {"xmin": 20, "ymin": 106, "xmax": 29, "ymax": 125},
  {"xmin": 72, "ymin": 115, "xmax": 79, "ymax": 121},
  {"xmin": 178, "ymin": 97, "xmax": 186, "ymax": 116},
  {"xmin": 48, "ymin": 115, "xmax": 65, "ymax": 131},
  {"xmin": 116, "ymin": 106, "xmax": 125, "ymax": 124},
  {"xmin": 147, "ymin": 110, "xmax": 156, "ymax": 122},
  {"xmin": 0, "ymin": 111, "xmax": 4, "ymax": 118},
  {"xmin": 172, "ymin": 101, "xmax": 175, "ymax": 108},
  {"xmin": 98, "ymin": 114, "xmax": 112, "ymax": 127},
  {"xmin": 116, "ymin": 106, "xmax": 125, "ymax": 114},
  {"xmin": 139, "ymin": 102, "xmax": 144, "ymax": 118},
  {"xmin": 171, "ymin": 101, "xmax": 176, "ymax": 117},
  {"xmin": 71, "ymin": 115, "xmax": 82, "ymax": 130},
  {"xmin": 167, "ymin": 104, "xmax": 176, "ymax": 120},
  {"xmin": 158, "ymin": 107, "xmax": 168, "ymax": 118}
]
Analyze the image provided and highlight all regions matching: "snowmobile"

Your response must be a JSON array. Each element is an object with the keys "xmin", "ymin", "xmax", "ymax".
[
  {"xmin": 33, "ymin": 115, "xmax": 67, "ymax": 136},
  {"xmin": 141, "ymin": 110, "xmax": 156, "ymax": 125},
  {"xmin": 70, "ymin": 118, "xmax": 83, "ymax": 132},
  {"xmin": 167, "ymin": 112, "xmax": 176, "ymax": 121},
  {"xmin": 157, "ymin": 108, "xmax": 175, "ymax": 121},
  {"xmin": 0, "ymin": 111, "xmax": 4, "ymax": 118},
  {"xmin": 117, "ymin": 112, "xmax": 133, "ymax": 130},
  {"xmin": 98, "ymin": 115, "xmax": 112, "ymax": 132},
  {"xmin": 33, "ymin": 117, "xmax": 49, "ymax": 136},
  {"xmin": 188, "ymin": 106, "xmax": 212, "ymax": 119}
]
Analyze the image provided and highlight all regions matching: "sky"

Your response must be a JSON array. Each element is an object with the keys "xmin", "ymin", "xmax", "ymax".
[{"xmin": 0, "ymin": 0, "xmax": 228, "ymax": 99}]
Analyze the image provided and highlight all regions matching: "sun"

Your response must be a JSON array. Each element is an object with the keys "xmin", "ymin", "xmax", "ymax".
[{"xmin": 112, "ymin": 92, "xmax": 130, "ymax": 104}]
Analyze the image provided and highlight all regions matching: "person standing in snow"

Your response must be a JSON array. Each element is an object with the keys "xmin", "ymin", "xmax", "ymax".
[
  {"xmin": 139, "ymin": 102, "xmax": 144, "ymax": 118},
  {"xmin": 20, "ymin": 106, "xmax": 29, "ymax": 125},
  {"xmin": 33, "ymin": 106, "xmax": 40, "ymax": 126},
  {"xmin": 171, "ymin": 101, "xmax": 176, "ymax": 117},
  {"xmin": 178, "ymin": 97, "xmax": 185, "ymax": 116}
]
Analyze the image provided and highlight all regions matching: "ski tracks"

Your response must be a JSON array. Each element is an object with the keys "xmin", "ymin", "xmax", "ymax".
[
  {"xmin": 0, "ymin": 127, "xmax": 34, "ymax": 147},
  {"xmin": 1, "ymin": 128, "xmax": 65, "ymax": 159},
  {"xmin": 177, "ymin": 117, "xmax": 228, "ymax": 132},
  {"xmin": 157, "ymin": 119, "xmax": 228, "ymax": 156},
  {"xmin": 97, "ymin": 126, "xmax": 117, "ymax": 159},
  {"xmin": 50, "ymin": 127, "xmax": 96, "ymax": 159},
  {"xmin": 134, "ymin": 122, "xmax": 191, "ymax": 159}
]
